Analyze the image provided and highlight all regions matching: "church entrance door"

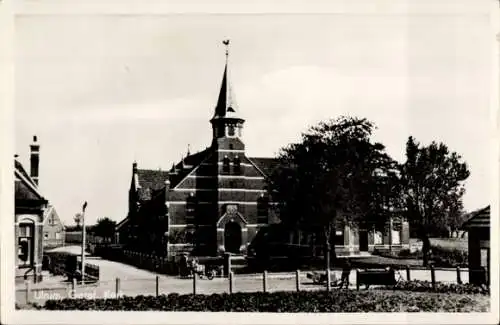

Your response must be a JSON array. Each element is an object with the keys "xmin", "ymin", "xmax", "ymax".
[{"xmin": 224, "ymin": 222, "xmax": 242, "ymax": 254}]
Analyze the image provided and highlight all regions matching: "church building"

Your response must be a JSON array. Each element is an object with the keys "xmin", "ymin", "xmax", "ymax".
[{"xmin": 116, "ymin": 41, "xmax": 410, "ymax": 259}]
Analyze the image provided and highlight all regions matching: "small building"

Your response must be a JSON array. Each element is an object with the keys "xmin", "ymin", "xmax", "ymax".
[
  {"xmin": 42, "ymin": 205, "xmax": 65, "ymax": 249},
  {"xmin": 15, "ymin": 136, "xmax": 47, "ymax": 282},
  {"xmin": 461, "ymin": 205, "xmax": 490, "ymax": 285}
]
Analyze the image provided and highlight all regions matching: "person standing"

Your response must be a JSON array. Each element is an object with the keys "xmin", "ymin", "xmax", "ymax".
[{"xmin": 339, "ymin": 260, "xmax": 352, "ymax": 289}]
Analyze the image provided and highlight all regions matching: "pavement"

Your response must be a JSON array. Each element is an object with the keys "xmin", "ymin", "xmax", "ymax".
[{"xmin": 16, "ymin": 245, "xmax": 471, "ymax": 307}]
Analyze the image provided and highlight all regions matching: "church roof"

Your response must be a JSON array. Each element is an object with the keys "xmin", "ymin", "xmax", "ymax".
[
  {"xmin": 136, "ymin": 169, "xmax": 170, "ymax": 200},
  {"xmin": 136, "ymin": 169, "xmax": 170, "ymax": 192},
  {"xmin": 212, "ymin": 41, "xmax": 242, "ymax": 121},
  {"xmin": 133, "ymin": 148, "xmax": 212, "ymax": 200},
  {"xmin": 248, "ymin": 157, "xmax": 280, "ymax": 177},
  {"xmin": 169, "ymin": 148, "xmax": 211, "ymax": 188}
]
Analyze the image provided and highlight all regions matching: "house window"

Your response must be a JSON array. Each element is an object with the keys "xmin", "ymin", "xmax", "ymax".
[
  {"xmin": 233, "ymin": 156, "xmax": 241, "ymax": 175},
  {"xmin": 373, "ymin": 230, "xmax": 383, "ymax": 245},
  {"xmin": 55, "ymin": 232, "xmax": 61, "ymax": 240},
  {"xmin": 186, "ymin": 194, "xmax": 197, "ymax": 223},
  {"xmin": 391, "ymin": 229, "xmax": 401, "ymax": 245},
  {"xmin": 257, "ymin": 196, "xmax": 269, "ymax": 223},
  {"xmin": 222, "ymin": 157, "xmax": 230, "ymax": 174},
  {"xmin": 334, "ymin": 229, "xmax": 344, "ymax": 246},
  {"xmin": 18, "ymin": 223, "xmax": 34, "ymax": 267}
]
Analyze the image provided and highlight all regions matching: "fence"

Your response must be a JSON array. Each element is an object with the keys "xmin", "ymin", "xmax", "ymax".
[{"xmin": 18, "ymin": 265, "xmax": 487, "ymax": 307}]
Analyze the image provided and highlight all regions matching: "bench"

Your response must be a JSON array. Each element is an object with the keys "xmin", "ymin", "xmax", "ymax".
[{"xmin": 356, "ymin": 268, "xmax": 396, "ymax": 290}]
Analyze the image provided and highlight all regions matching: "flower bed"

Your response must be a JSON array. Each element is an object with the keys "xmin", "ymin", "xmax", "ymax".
[
  {"xmin": 388, "ymin": 280, "xmax": 489, "ymax": 295},
  {"xmin": 41, "ymin": 290, "xmax": 489, "ymax": 312}
]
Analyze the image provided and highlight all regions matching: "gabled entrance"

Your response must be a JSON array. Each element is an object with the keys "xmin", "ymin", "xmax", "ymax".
[{"xmin": 216, "ymin": 204, "xmax": 248, "ymax": 255}]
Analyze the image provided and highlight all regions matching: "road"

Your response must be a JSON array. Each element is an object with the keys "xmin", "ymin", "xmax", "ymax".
[{"xmin": 16, "ymin": 246, "xmax": 470, "ymax": 306}]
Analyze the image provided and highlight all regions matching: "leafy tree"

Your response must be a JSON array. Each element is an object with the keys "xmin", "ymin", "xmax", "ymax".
[
  {"xmin": 400, "ymin": 136, "xmax": 470, "ymax": 266},
  {"xmin": 91, "ymin": 217, "xmax": 117, "ymax": 243},
  {"xmin": 268, "ymin": 116, "xmax": 398, "ymax": 270},
  {"xmin": 73, "ymin": 213, "xmax": 83, "ymax": 230}
]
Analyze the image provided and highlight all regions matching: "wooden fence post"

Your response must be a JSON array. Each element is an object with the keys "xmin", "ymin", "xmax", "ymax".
[
  {"xmin": 156, "ymin": 275, "xmax": 160, "ymax": 297},
  {"xmin": 296, "ymin": 270, "xmax": 301, "ymax": 292},
  {"xmin": 356, "ymin": 269, "xmax": 360, "ymax": 291},
  {"xmin": 229, "ymin": 271, "xmax": 234, "ymax": 294},
  {"xmin": 430, "ymin": 265, "xmax": 436, "ymax": 290},
  {"xmin": 263, "ymin": 271, "xmax": 268, "ymax": 293},
  {"xmin": 72, "ymin": 278, "xmax": 77, "ymax": 298},
  {"xmin": 406, "ymin": 266, "xmax": 411, "ymax": 281},
  {"xmin": 326, "ymin": 268, "xmax": 331, "ymax": 292},
  {"xmin": 115, "ymin": 278, "xmax": 121, "ymax": 298},
  {"xmin": 193, "ymin": 273, "xmax": 197, "ymax": 295},
  {"xmin": 456, "ymin": 266, "xmax": 462, "ymax": 284},
  {"xmin": 25, "ymin": 281, "xmax": 31, "ymax": 305}
]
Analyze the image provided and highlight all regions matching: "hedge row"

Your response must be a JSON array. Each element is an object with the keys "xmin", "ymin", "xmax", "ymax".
[
  {"xmin": 41, "ymin": 290, "xmax": 489, "ymax": 312},
  {"xmin": 381, "ymin": 280, "xmax": 489, "ymax": 295}
]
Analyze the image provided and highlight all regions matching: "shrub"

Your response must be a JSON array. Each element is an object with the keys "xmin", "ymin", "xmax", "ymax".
[
  {"xmin": 430, "ymin": 247, "xmax": 468, "ymax": 267},
  {"xmin": 42, "ymin": 290, "xmax": 489, "ymax": 312},
  {"xmin": 388, "ymin": 280, "xmax": 489, "ymax": 295}
]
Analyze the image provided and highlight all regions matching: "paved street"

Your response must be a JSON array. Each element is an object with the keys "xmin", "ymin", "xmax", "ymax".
[{"xmin": 16, "ymin": 246, "xmax": 470, "ymax": 307}]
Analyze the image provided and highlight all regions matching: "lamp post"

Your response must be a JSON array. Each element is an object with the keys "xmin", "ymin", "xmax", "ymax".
[{"xmin": 81, "ymin": 201, "xmax": 88, "ymax": 284}]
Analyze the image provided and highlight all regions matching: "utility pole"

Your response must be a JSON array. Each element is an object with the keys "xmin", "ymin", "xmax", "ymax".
[{"xmin": 81, "ymin": 201, "xmax": 88, "ymax": 285}]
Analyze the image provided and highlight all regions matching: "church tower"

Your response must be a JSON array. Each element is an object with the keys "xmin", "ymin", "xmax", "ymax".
[{"xmin": 210, "ymin": 40, "xmax": 245, "ymax": 153}]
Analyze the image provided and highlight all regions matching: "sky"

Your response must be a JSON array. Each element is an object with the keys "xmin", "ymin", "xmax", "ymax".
[{"xmin": 14, "ymin": 1, "xmax": 495, "ymax": 226}]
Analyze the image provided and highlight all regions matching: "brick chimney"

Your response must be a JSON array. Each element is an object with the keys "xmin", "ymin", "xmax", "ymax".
[{"xmin": 30, "ymin": 135, "xmax": 40, "ymax": 186}]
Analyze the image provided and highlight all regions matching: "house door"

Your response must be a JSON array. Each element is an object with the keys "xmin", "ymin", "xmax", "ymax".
[
  {"xmin": 224, "ymin": 222, "xmax": 242, "ymax": 254},
  {"xmin": 359, "ymin": 230, "xmax": 368, "ymax": 252}
]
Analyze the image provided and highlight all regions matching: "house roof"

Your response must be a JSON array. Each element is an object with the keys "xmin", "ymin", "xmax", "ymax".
[
  {"xmin": 15, "ymin": 159, "xmax": 37, "ymax": 188},
  {"xmin": 43, "ymin": 205, "xmax": 64, "ymax": 227},
  {"xmin": 461, "ymin": 205, "xmax": 490, "ymax": 229},
  {"xmin": 248, "ymin": 157, "xmax": 279, "ymax": 177},
  {"xmin": 15, "ymin": 158, "xmax": 45, "ymax": 202}
]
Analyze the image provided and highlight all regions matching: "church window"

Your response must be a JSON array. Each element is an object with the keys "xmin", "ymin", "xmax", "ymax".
[
  {"xmin": 228, "ymin": 125, "xmax": 235, "ymax": 137},
  {"xmin": 222, "ymin": 157, "xmax": 230, "ymax": 174},
  {"xmin": 233, "ymin": 156, "xmax": 241, "ymax": 175},
  {"xmin": 237, "ymin": 126, "xmax": 242, "ymax": 137},
  {"xmin": 185, "ymin": 194, "xmax": 197, "ymax": 223},
  {"xmin": 257, "ymin": 195, "xmax": 269, "ymax": 223}
]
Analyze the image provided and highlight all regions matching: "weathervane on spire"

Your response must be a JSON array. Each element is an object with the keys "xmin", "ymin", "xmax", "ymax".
[{"xmin": 223, "ymin": 39, "xmax": 230, "ymax": 58}]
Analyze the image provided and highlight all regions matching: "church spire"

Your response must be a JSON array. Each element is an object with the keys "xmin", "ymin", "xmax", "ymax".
[{"xmin": 213, "ymin": 39, "xmax": 239, "ymax": 119}]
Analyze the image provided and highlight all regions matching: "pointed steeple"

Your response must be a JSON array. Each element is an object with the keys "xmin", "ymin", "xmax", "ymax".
[{"xmin": 213, "ymin": 39, "xmax": 239, "ymax": 119}]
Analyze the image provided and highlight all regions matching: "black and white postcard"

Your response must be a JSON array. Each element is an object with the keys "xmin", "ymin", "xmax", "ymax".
[{"xmin": 1, "ymin": 0, "xmax": 498, "ymax": 324}]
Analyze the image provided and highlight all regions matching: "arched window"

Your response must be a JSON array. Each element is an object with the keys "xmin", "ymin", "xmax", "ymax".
[
  {"xmin": 18, "ymin": 222, "xmax": 34, "ymax": 267},
  {"xmin": 228, "ymin": 125, "xmax": 236, "ymax": 137},
  {"xmin": 222, "ymin": 156, "xmax": 230, "ymax": 174},
  {"xmin": 185, "ymin": 193, "xmax": 197, "ymax": 223},
  {"xmin": 233, "ymin": 156, "xmax": 241, "ymax": 175},
  {"xmin": 257, "ymin": 195, "xmax": 269, "ymax": 223}
]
